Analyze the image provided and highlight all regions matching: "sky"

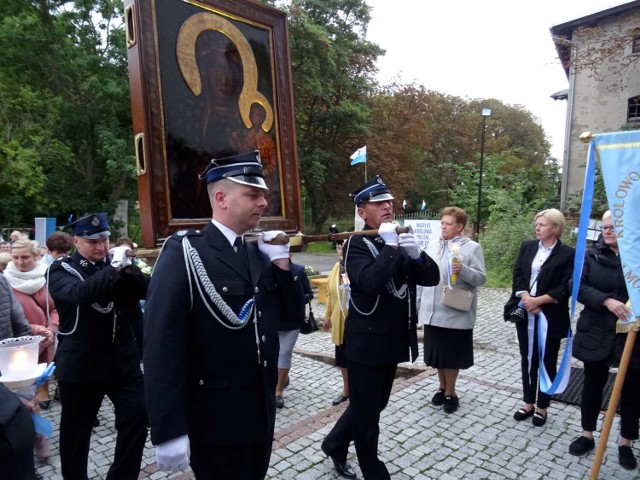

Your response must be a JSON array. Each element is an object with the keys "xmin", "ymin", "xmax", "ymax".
[{"xmin": 365, "ymin": 0, "xmax": 628, "ymax": 160}]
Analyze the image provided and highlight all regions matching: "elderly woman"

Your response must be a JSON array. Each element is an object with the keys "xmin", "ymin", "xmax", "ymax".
[
  {"xmin": 509, "ymin": 208, "xmax": 574, "ymax": 427},
  {"xmin": 419, "ymin": 206, "xmax": 487, "ymax": 414},
  {"xmin": 4, "ymin": 238, "xmax": 59, "ymax": 408},
  {"xmin": 42, "ymin": 230, "xmax": 74, "ymax": 265},
  {"xmin": 568, "ymin": 211, "xmax": 639, "ymax": 470}
]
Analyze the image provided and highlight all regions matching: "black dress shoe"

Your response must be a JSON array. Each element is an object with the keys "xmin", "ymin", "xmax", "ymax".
[
  {"xmin": 569, "ymin": 436, "xmax": 595, "ymax": 456},
  {"xmin": 443, "ymin": 395, "xmax": 459, "ymax": 414},
  {"xmin": 431, "ymin": 389, "xmax": 445, "ymax": 406},
  {"xmin": 532, "ymin": 410, "xmax": 547, "ymax": 427},
  {"xmin": 39, "ymin": 400, "xmax": 51, "ymax": 410},
  {"xmin": 275, "ymin": 396, "xmax": 285, "ymax": 409},
  {"xmin": 321, "ymin": 442, "xmax": 356, "ymax": 479},
  {"xmin": 513, "ymin": 407, "xmax": 534, "ymax": 421},
  {"xmin": 332, "ymin": 394, "xmax": 349, "ymax": 406},
  {"xmin": 619, "ymin": 445, "xmax": 637, "ymax": 470}
]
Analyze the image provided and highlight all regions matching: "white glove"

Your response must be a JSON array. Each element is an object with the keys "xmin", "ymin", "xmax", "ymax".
[
  {"xmin": 258, "ymin": 230, "xmax": 290, "ymax": 261},
  {"xmin": 156, "ymin": 434, "xmax": 190, "ymax": 473},
  {"xmin": 399, "ymin": 232, "xmax": 421, "ymax": 259},
  {"xmin": 110, "ymin": 246, "xmax": 132, "ymax": 271},
  {"xmin": 378, "ymin": 222, "xmax": 399, "ymax": 247}
]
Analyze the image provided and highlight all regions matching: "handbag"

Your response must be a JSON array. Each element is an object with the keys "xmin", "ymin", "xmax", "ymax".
[
  {"xmin": 506, "ymin": 306, "xmax": 527, "ymax": 323},
  {"xmin": 300, "ymin": 302, "xmax": 318, "ymax": 334},
  {"xmin": 441, "ymin": 286, "xmax": 473, "ymax": 312}
]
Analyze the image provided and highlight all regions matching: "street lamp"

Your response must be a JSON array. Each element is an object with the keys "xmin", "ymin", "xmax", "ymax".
[{"xmin": 475, "ymin": 107, "xmax": 491, "ymax": 241}]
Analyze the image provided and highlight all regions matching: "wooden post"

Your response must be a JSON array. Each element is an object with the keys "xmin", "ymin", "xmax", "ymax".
[{"xmin": 589, "ymin": 329, "xmax": 637, "ymax": 479}]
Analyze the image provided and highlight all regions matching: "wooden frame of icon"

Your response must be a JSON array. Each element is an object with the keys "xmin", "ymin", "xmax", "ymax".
[{"xmin": 124, "ymin": 0, "xmax": 301, "ymax": 246}]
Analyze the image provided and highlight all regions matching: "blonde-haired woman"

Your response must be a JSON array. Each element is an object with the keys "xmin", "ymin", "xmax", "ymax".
[
  {"xmin": 5, "ymin": 238, "xmax": 59, "ymax": 408},
  {"xmin": 508, "ymin": 208, "xmax": 574, "ymax": 426}
]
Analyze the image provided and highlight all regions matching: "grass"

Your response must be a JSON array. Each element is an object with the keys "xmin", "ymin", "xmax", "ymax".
[
  {"xmin": 304, "ymin": 242, "xmax": 336, "ymax": 254},
  {"xmin": 484, "ymin": 268, "xmax": 511, "ymax": 289}
]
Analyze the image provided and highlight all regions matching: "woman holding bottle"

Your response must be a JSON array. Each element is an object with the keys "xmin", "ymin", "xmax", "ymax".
[{"xmin": 418, "ymin": 207, "xmax": 487, "ymax": 414}]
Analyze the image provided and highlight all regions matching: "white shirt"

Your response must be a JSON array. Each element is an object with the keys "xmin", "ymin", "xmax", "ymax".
[
  {"xmin": 529, "ymin": 240, "xmax": 556, "ymax": 296},
  {"xmin": 211, "ymin": 219, "xmax": 242, "ymax": 251}
]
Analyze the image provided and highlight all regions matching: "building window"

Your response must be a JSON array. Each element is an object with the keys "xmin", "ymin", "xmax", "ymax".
[
  {"xmin": 634, "ymin": 37, "xmax": 640, "ymax": 54},
  {"xmin": 628, "ymin": 96, "xmax": 640, "ymax": 123}
]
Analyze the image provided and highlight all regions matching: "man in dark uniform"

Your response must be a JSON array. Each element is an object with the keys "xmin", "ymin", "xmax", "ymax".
[
  {"xmin": 143, "ymin": 150, "xmax": 304, "ymax": 479},
  {"xmin": 321, "ymin": 176, "xmax": 439, "ymax": 479},
  {"xmin": 47, "ymin": 213, "xmax": 149, "ymax": 480}
]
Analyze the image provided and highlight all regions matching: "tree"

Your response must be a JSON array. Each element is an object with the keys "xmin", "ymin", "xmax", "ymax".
[
  {"xmin": 553, "ymin": 25, "xmax": 640, "ymax": 93},
  {"xmin": 366, "ymin": 84, "xmax": 554, "ymax": 223},
  {"xmin": 0, "ymin": 0, "xmax": 136, "ymax": 227},
  {"xmin": 281, "ymin": 0, "xmax": 384, "ymax": 232}
]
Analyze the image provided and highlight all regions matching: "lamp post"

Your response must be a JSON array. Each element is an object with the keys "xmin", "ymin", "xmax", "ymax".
[{"xmin": 475, "ymin": 107, "xmax": 491, "ymax": 241}]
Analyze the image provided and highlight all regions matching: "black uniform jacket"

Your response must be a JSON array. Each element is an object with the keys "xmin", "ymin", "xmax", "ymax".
[
  {"xmin": 509, "ymin": 239, "xmax": 575, "ymax": 339},
  {"xmin": 573, "ymin": 236, "xmax": 639, "ymax": 367},
  {"xmin": 47, "ymin": 252, "xmax": 149, "ymax": 383},
  {"xmin": 343, "ymin": 226, "xmax": 439, "ymax": 366},
  {"xmin": 143, "ymin": 223, "xmax": 305, "ymax": 447}
]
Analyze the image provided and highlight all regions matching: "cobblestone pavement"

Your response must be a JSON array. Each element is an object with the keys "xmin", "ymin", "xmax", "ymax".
[{"xmin": 34, "ymin": 273, "xmax": 637, "ymax": 478}]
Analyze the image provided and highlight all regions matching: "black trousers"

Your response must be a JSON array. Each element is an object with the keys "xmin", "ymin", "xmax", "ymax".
[
  {"xmin": 190, "ymin": 438, "xmax": 272, "ymax": 479},
  {"xmin": 323, "ymin": 360, "xmax": 396, "ymax": 480},
  {"xmin": 58, "ymin": 374, "xmax": 148, "ymax": 480},
  {"xmin": 581, "ymin": 361, "xmax": 640, "ymax": 439},
  {"xmin": 516, "ymin": 318, "xmax": 562, "ymax": 409}
]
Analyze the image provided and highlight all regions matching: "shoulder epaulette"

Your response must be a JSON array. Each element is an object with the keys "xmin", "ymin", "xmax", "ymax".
[{"xmin": 172, "ymin": 228, "xmax": 204, "ymax": 240}]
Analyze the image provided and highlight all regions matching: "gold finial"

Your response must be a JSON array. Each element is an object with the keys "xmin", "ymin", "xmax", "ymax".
[{"xmin": 580, "ymin": 131, "xmax": 593, "ymax": 143}]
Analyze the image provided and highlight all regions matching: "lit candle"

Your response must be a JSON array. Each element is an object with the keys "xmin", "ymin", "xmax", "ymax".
[{"xmin": 9, "ymin": 348, "xmax": 31, "ymax": 379}]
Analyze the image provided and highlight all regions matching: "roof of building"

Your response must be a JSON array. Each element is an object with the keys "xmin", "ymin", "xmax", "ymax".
[{"xmin": 550, "ymin": 1, "xmax": 640, "ymax": 77}]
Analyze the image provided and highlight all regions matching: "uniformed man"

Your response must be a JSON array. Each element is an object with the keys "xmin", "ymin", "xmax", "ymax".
[
  {"xmin": 47, "ymin": 213, "xmax": 149, "ymax": 480},
  {"xmin": 321, "ymin": 176, "xmax": 440, "ymax": 479},
  {"xmin": 143, "ymin": 150, "xmax": 305, "ymax": 479}
]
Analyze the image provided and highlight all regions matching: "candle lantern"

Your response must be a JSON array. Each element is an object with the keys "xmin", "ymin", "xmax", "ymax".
[{"xmin": 0, "ymin": 336, "xmax": 44, "ymax": 382}]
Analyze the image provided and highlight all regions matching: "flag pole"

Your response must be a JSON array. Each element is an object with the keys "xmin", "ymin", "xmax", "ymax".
[{"xmin": 589, "ymin": 320, "xmax": 639, "ymax": 479}]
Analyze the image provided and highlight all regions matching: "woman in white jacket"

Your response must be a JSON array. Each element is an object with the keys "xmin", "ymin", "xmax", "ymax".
[{"xmin": 419, "ymin": 207, "xmax": 487, "ymax": 413}]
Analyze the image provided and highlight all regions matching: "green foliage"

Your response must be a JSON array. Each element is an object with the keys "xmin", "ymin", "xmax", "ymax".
[
  {"xmin": 480, "ymin": 187, "xmax": 543, "ymax": 288},
  {"xmin": 283, "ymin": 0, "xmax": 384, "ymax": 233},
  {"xmin": 564, "ymin": 159, "xmax": 609, "ymax": 218},
  {"xmin": 304, "ymin": 242, "xmax": 335, "ymax": 254},
  {"xmin": 0, "ymin": 0, "xmax": 135, "ymax": 226}
]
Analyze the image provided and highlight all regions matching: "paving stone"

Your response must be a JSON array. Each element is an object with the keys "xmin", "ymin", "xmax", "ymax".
[{"xmin": 33, "ymin": 286, "xmax": 636, "ymax": 479}]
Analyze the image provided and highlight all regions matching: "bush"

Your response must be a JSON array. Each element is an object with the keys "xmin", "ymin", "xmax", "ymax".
[{"xmin": 480, "ymin": 187, "xmax": 540, "ymax": 288}]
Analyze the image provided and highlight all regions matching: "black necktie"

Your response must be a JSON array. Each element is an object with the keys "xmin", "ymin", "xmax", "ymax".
[{"xmin": 234, "ymin": 236, "xmax": 250, "ymax": 276}]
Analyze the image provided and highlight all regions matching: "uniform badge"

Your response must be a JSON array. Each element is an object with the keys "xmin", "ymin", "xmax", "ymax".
[
  {"xmin": 176, "ymin": 230, "xmax": 188, "ymax": 236},
  {"xmin": 91, "ymin": 216, "xmax": 100, "ymax": 226}
]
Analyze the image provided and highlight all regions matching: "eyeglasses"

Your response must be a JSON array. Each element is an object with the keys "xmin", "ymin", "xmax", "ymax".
[{"xmin": 601, "ymin": 225, "xmax": 615, "ymax": 231}]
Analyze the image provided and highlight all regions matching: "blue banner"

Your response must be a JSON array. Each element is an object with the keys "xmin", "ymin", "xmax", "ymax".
[{"xmin": 596, "ymin": 130, "xmax": 640, "ymax": 320}]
